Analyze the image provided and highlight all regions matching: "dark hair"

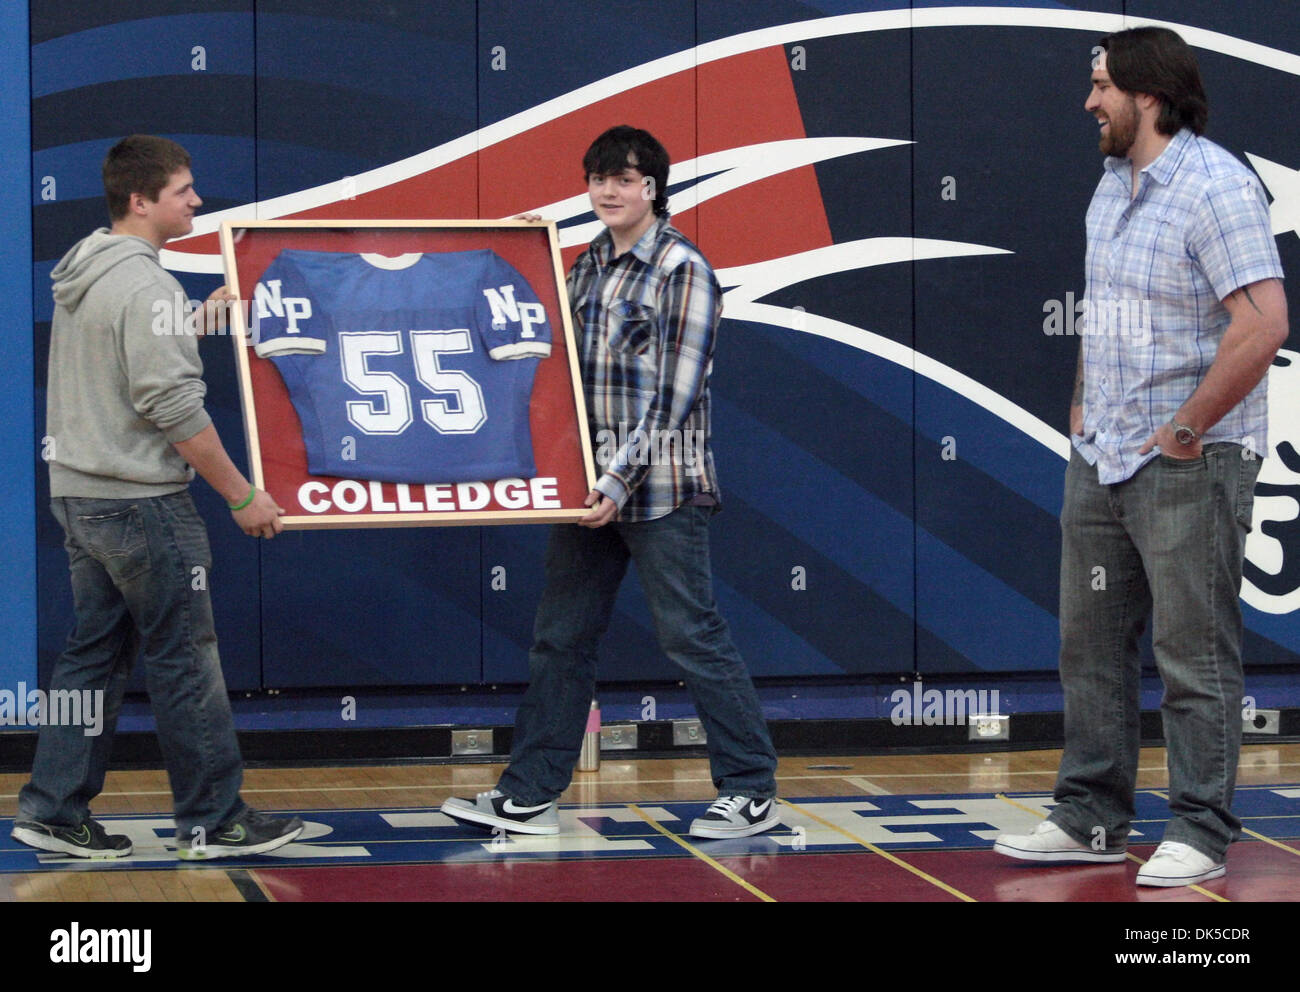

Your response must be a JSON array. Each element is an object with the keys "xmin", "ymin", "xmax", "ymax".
[
  {"xmin": 103, "ymin": 135, "xmax": 192, "ymax": 220},
  {"xmin": 1099, "ymin": 27, "xmax": 1208, "ymax": 136},
  {"xmin": 582, "ymin": 125, "xmax": 670, "ymax": 216}
]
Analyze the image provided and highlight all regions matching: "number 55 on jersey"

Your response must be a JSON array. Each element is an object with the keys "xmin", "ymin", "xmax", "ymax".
[{"xmin": 250, "ymin": 247, "xmax": 552, "ymax": 486}]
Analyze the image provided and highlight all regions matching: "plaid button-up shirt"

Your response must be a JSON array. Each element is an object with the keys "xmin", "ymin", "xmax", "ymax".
[
  {"xmin": 1075, "ymin": 128, "xmax": 1283, "ymax": 484},
  {"xmin": 568, "ymin": 213, "xmax": 721, "ymax": 522}
]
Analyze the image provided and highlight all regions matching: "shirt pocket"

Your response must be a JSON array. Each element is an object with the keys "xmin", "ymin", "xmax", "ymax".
[
  {"xmin": 606, "ymin": 298, "xmax": 657, "ymax": 358},
  {"xmin": 1143, "ymin": 215, "xmax": 1190, "ymax": 304}
]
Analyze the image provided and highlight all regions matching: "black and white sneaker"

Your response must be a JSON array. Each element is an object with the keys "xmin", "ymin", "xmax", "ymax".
[
  {"xmin": 176, "ymin": 808, "xmax": 304, "ymax": 860},
  {"xmin": 440, "ymin": 790, "xmax": 559, "ymax": 835},
  {"xmin": 12, "ymin": 818, "xmax": 133, "ymax": 858},
  {"xmin": 689, "ymin": 796, "xmax": 780, "ymax": 839}
]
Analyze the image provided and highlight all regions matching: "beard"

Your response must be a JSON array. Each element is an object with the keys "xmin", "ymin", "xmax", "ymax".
[{"xmin": 1099, "ymin": 96, "xmax": 1139, "ymax": 157}]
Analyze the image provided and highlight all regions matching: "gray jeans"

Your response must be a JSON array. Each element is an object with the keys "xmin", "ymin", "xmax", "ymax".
[
  {"xmin": 20, "ymin": 492, "xmax": 246, "ymax": 837},
  {"xmin": 1049, "ymin": 445, "xmax": 1260, "ymax": 861}
]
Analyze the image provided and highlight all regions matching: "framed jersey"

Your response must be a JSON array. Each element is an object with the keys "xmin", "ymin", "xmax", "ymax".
[{"xmin": 219, "ymin": 220, "xmax": 596, "ymax": 528}]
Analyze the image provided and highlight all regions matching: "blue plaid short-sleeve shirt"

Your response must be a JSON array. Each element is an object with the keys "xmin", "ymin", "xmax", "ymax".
[{"xmin": 1075, "ymin": 128, "xmax": 1284, "ymax": 483}]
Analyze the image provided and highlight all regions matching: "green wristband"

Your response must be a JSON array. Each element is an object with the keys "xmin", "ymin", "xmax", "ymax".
[{"xmin": 228, "ymin": 486, "xmax": 256, "ymax": 512}]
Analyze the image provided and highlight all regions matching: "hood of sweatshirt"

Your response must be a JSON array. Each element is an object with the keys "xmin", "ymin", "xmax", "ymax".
[{"xmin": 51, "ymin": 229, "xmax": 160, "ymax": 313}]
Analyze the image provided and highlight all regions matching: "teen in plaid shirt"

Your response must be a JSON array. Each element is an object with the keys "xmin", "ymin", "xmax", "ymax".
[{"xmin": 443, "ymin": 127, "xmax": 779, "ymax": 840}]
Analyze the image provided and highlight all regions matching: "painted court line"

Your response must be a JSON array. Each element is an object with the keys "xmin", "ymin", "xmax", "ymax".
[
  {"xmin": 1239, "ymin": 828, "xmax": 1300, "ymax": 857},
  {"xmin": 627, "ymin": 804, "xmax": 776, "ymax": 902},
  {"xmin": 843, "ymin": 776, "xmax": 891, "ymax": 795},
  {"xmin": 777, "ymin": 797, "xmax": 975, "ymax": 902},
  {"xmin": 24, "ymin": 761, "xmax": 1288, "ymax": 801}
]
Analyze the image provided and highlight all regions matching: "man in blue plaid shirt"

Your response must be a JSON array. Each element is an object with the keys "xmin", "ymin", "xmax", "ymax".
[
  {"xmin": 996, "ymin": 28, "xmax": 1288, "ymax": 886},
  {"xmin": 443, "ymin": 127, "xmax": 779, "ymax": 840}
]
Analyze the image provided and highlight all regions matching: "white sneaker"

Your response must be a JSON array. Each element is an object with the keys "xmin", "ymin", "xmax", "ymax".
[
  {"xmin": 1136, "ymin": 841, "xmax": 1225, "ymax": 887},
  {"xmin": 993, "ymin": 819, "xmax": 1126, "ymax": 863}
]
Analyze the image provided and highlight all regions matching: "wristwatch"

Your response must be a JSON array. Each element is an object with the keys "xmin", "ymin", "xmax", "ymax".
[{"xmin": 1171, "ymin": 420, "xmax": 1199, "ymax": 446}]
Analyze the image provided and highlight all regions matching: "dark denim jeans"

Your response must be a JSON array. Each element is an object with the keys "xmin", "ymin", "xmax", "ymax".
[
  {"xmin": 1050, "ymin": 445, "xmax": 1260, "ymax": 861},
  {"xmin": 497, "ymin": 505, "xmax": 777, "ymax": 805},
  {"xmin": 19, "ymin": 492, "xmax": 246, "ymax": 838}
]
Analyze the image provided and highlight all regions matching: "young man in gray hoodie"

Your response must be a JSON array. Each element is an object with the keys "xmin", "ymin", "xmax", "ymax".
[{"xmin": 12, "ymin": 135, "xmax": 302, "ymax": 860}]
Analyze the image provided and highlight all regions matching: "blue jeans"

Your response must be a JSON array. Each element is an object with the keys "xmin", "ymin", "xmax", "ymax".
[
  {"xmin": 497, "ymin": 505, "xmax": 777, "ymax": 805},
  {"xmin": 19, "ymin": 492, "xmax": 246, "ymax": 837},
  {"xmin": 1050, "ymin": 445, "xmax": 1259, "ymax": 861}
]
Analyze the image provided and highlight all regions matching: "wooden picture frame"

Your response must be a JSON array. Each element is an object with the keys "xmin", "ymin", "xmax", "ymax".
[{"xmin": 219, "ymin": 219, "xmax": 596, "ymax": 528}]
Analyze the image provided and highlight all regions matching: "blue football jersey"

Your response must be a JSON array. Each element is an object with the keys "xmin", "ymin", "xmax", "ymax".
[{"xmin": 251, "ymin": 249, "xmax": 552, "ymax": 484}]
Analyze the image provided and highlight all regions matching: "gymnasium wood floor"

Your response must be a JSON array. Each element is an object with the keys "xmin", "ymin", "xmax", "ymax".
[{"xmin": 3, "ymin": 741, "xmax": 1298, "ymax": 904}]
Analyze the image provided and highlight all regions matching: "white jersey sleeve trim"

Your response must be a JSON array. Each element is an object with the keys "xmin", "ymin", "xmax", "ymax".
[
  {"xmin": 488, "ymin": 341, "xmax": 552, "ymax": 361},
  {"xmin": 254, "ymin": 337, "xmax": 328, "ymax": 358}
]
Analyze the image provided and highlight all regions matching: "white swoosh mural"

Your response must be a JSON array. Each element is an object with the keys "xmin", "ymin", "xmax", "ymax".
[
  {"xmin": 160, "ymin": 7, "xmax": 1299, "ymax": 613},
  {"xmin": 162, "ymin": 6, "xmax": 1300, "ymax": 272}
]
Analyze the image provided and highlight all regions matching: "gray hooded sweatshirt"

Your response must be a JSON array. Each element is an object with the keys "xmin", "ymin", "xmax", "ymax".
[{"xmin": 47, "ymin": 229, "xmax": 212, "ymax": 498}]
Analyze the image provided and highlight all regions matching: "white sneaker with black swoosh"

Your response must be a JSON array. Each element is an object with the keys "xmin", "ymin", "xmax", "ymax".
[
  {"xmin": 689, "ymin": 795, "xmax": 780, "ymax": 839},
  {"xmin": 440, "ymin": 790, "xmax": 559, "ymax": 835}
]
